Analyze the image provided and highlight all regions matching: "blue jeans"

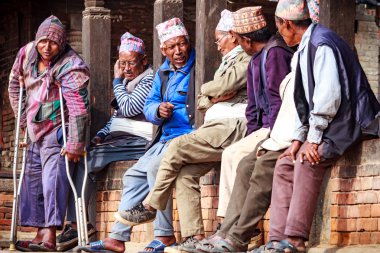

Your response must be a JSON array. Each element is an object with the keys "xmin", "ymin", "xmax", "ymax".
[
  {"xmin": 110, "ymin": 141, "xmax": 173, "ymax": 242},
  {"xmin": 67, "ymin": 136, "xmax": 148, "ymax": 222}
]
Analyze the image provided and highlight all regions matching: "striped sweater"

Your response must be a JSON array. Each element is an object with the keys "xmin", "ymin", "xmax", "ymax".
[{"xmin": 96, "ymin": 67, "xmax": 154, "ymax": 138}]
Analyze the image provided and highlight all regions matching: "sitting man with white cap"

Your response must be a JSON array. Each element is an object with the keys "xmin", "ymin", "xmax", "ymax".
[{"xmin": 80, "ymin": 18, "xmax": 195, "ymax": 253}]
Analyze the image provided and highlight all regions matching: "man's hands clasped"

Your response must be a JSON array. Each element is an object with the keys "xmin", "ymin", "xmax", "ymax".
[{"xmin": 279, "ymin": 140, "xmax": 321, "ymax": 165}]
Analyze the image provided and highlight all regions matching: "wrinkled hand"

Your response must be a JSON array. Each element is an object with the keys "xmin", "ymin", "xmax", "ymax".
[
  {"xmin": 278, "ymin": 140, "xmax": 303, "ymax": 162},
  {"xmin": 299, "ymin": 141, "xmax": 320, "ymax": 165},
  {"xmin": 19, "ymin": 128, "xmax": 28, "ymax": 148},
  {"xmin": 114, "ymin": 60, "xmax": 124, "ymax": 79},
  {"xmin": 19, "ymin": 76, "xmax": 25, "ymax": 88},
  {"xmin": 158, "ymin": 102, "xmax": 174, "ymax": 119},
  {"xmin": 91, "ymin": 136, "xmax": 103, "ymax": 146},
  {"xmin": 60, "ymin": 149, "xmax": 82, "ymax": 163},
  {"xmin": 210, "ymin": 91, "xmax": 237, "ymax": 104}
]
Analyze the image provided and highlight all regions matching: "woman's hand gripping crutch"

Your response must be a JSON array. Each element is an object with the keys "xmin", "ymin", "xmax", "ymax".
[
  {"xmin": 58, "ymin": 82, "xmax": 89, "ymax": 247},
  {"xmin": 9, "ymin": 76, "xmax": 28, "ymax": 251}
]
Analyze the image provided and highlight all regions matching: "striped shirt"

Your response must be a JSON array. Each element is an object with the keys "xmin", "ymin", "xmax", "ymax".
[{"xmin": 97, "ymin": 67, "xmax": 154, "ymax": 138}]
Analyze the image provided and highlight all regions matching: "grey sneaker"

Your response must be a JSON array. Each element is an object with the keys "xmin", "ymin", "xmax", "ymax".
[
  {"xmin": 114, "ymin": 202, "xmax": 157, "ymax": 226},
  {"xmin": 164, "ymin": 236, "xmax": 201, "ymax": 253},
  {"xmin": 56, "ymin": 223, "xmax": 96, "ymax": 251}
]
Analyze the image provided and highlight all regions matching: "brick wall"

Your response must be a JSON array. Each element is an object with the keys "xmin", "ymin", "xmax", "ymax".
[
  {"xmin": 327, "ymin": 139, "xmax": 380, "ymax": 246},
  {"xmin": 92, "ymin": 140, "xmax": 380, "ymax": 250}
]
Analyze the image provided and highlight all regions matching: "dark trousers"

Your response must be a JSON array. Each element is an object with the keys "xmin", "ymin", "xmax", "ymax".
[
  {"xmin": 221, "ymin": 149, "xmax": 283, "ymax": 246},
  {"xmin": 269, "ymin": 143, "xmax": 336, "ymax": 241}
]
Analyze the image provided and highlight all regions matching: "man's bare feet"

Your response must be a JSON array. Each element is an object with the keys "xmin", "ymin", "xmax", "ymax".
[
  {"xmin": 143, "ymin": 236, "xmax": 176, "ymax": 252},
  {"xmin": 101, "ymin": 237, "xmax": 126, "ymax": 253}
]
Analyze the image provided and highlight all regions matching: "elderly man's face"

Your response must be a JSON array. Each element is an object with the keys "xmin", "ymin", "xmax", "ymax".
[
  {"xmin": 118, "ymin": 51, "xmax": 147, "ymax": 81},
  {"xmin": 275, "ymin": 17, "xmax": 298, "ymax": 47},
  {"xmin": 215, "ymin": 30, "xmax": 237, "ymax": 56},
  {"xmin": 37, "ymin": 39, "xmax": 60, "ymax": 62},
  {"xmin": 233, "ymin": 32, "xmax": 255, "ymax": 56},
  {"xmin": 161, "ymin": 36, "xmax": 191, "ymax": 68}
]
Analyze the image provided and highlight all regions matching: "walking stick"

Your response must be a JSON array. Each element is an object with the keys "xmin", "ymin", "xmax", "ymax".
[
  {"xmin": 58, "ymin": 85, "xmax": 88, "ymax": 247},
  {"xmin": 9, "ymin": 78, "xmax": 28, "ymax": 251}
]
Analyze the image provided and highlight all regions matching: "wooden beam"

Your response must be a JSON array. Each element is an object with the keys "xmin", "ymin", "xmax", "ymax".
[
  {"xmin": 82, "ymin": 0, "xmax": 111, "ymax": 138},
  {"xmin": 195, "ymin": 0, "xmax": 226, "ymax": 128},
  {"xmin": 319, "ymin": 0, "xmax": 356, "ymax": 48}
]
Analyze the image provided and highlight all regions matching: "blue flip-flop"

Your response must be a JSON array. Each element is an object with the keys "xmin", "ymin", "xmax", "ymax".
[
  {"xmin": 77, "ymin": 240, "xmax": 118, "ymax": 253},
  {"xmin": 138, "ymin": 239, "xmax": 177, "ymax": 253}
]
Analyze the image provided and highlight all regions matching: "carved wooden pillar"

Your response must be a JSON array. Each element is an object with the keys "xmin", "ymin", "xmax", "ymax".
[
  {"xmin": 82, "ymin": 0, "xmax": 111, "ymax": 138},
  {"xmin": 195, "ymin": 0, "xmax": 226, "ymax": 127}
]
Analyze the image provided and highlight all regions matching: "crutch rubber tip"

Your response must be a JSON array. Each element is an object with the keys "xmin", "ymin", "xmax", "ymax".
[{"xmin": 9, "ymin": 243, "xmax": 17, "ymax": 251}]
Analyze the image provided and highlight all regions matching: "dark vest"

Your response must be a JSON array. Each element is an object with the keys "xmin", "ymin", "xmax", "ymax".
[
  {"xmin": 257, "ymin": 34, "xmax": 294, "ymax": 117},
  {"xmin": 294, "ymin": 24, "xmax": 380, "ymax": 159}
]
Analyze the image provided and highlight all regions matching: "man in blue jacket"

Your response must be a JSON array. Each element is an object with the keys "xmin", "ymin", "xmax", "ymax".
[{"xmin": 80, "ymin": 17, "xmax": 195, "ymax": 253}]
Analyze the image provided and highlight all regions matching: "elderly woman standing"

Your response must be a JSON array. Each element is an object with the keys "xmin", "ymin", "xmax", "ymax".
[{"xmin": 8, "ymin": 15, "xmax": 90, "ymax": 251}]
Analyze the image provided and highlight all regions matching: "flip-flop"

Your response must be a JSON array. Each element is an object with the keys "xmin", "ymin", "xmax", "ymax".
[
  {"xmin": 139, "ymin": 239, "xmax": 177, "ymax": 253},
  {"xmin": 28, "ymin": 241, "xmax": 57, "ymax": 252},
  {"xmin": 15, "ymin": 240, "xmax": 32, "ymax": 252},
  {"xmin": 77, "ymin": 240, "xmax": 118, "ymax": 253}
]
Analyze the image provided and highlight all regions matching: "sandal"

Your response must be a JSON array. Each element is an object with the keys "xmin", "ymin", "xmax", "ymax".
[
  {"xmin": 249, "ymin": 240, "xmax": 303, "ymax": 253},
  {"xmin": 196, "ymin": 233, "xmax": 225, "ymax": 252},
  {"xmin": 28, "ymin": 241, "xmax": 57, "ymax": 252},
  {"xmin": 77, "ymin": 240, "xmax": 118, "ymax": 253},
  {"xmin": 201, "ymin": 237, "xmax": 246, "ymax": 252},
  {"xmin": 139, "ymin": 239, "xmax": 177, "ymax": 253},
  {"xmin": 15, "ymin": 240, "xmax": 32, "ymax": 252}
]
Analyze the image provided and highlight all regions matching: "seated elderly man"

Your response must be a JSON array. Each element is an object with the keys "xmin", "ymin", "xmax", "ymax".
[
  {"xmin": 119, "ymin": 7, "xmax": 293, "ymax": 252},
  {"xmin": 80, "ymin": 18, "xmax": 196, "ymax": 253},
  {"xmin": 57, "ymin": 32, "xmax": 154, "ymax": 251},
  {"xmin": 255, "ymin": 0, "xmax": 380, "ymax": 252}
]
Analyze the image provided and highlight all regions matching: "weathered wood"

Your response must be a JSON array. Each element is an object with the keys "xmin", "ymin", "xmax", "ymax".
[
  {"xmin": 153, "ymin": 0, "xmax": 184, "ymax": 71},
  {"xmin": 82, "ymin": 0, "xmax": 111, "ymax": 228},
  {"xmin": 319, "ymin": 0, "xmax": 356, "ymax": 48},
  {"xmin": 195, "ymin": 0, "xmax": 226, "ymax": 128},
  {"xmin": 82, "ymin": 1, "xmax": 111, "ymax": 139}
]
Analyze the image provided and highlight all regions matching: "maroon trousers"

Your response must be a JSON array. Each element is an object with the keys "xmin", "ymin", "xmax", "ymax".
[{"xmin": 269, "ymin": 143, "xmax": 336, "ymax": 241}]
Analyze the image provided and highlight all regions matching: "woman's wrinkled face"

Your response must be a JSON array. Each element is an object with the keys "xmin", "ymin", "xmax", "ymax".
[{"xmin": 37, "ymin": 39, "xmax": 60, "ymax": 62}]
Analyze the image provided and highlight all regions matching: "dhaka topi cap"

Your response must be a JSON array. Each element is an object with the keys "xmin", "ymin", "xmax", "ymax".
[
  {"xmin": 232, "ymin": 6, "xmax": 267, "ymax": 34},
  {"xmin": 275, "ymin": 0, "xmax": 310, "ymax": 21},
  {"xmin": 119, "ymin": 32, "xmax": 145, "ymax": 55},
  {"xmin": 156, "ymin": 17, "xmax": 189, "ymax": 46},
  {"xmin": 216, "ymin": 10, "xmax": 234, "ymax": 32},
  {"xmin": 35, "ymin": 15, "xmax": 66, "ymax": 49},
  {"xmin": 307, "ymin": 0, "xmax": 319, "ymax": 23}
]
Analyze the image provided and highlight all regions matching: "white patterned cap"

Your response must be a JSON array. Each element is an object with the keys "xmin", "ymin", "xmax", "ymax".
[
  {"xmin": 216, "ymin": 10, "xmax": 234, "ymax": 32},
  {"xmin": 156, "ymin": 17, "xmax": 189, "ymax": 46}
]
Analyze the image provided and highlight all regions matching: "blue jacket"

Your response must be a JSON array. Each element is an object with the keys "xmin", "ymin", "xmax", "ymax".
[{"xmin": 144, "ymin": 48, "xmax": 196, "ymax": 143}]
